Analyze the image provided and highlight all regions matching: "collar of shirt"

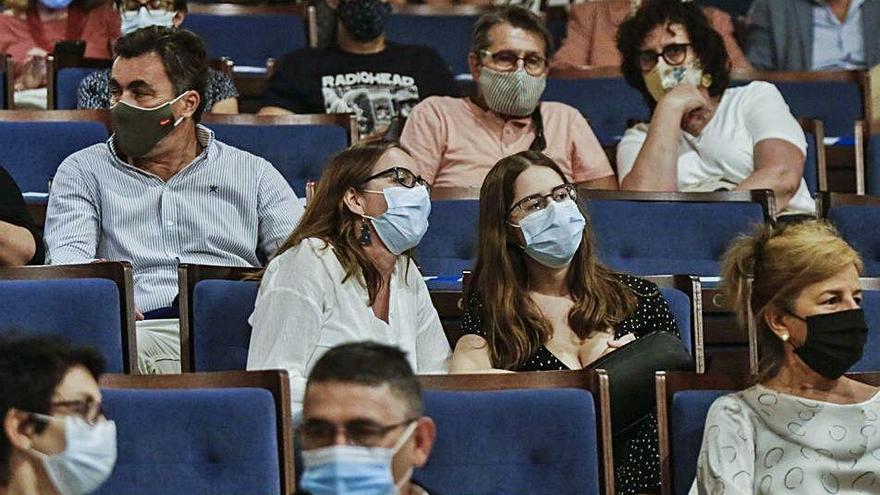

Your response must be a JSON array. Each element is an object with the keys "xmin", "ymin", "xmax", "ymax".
[
  {"xmin": 465, "ymin": 97, "xmax": 534, "ymax": 133},
  {"xmin": 107, "ymin": 124, "xmax": 215, "ymax": 181},
  {"xmin": 811, "ymin": 0, "xmax": 865, "ymax": 17}
]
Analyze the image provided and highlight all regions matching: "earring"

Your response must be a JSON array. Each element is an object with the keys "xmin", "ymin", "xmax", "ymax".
[
  {"xmin": 700, "ymin": 73, "xmax": 713, "ymax": 88},
  {"xmin": 359, "ymin": 218, "xmax": 372, "ymax": 246},
  {"xmin": 780, "ymin": 332, "xmax": 790, "ymax": 342}
]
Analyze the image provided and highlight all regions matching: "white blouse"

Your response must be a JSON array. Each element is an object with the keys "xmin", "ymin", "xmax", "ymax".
[
  {"xmin": 691, "ymin": 384, "xmax": 880, "ymax": 494},
  {"xmin": 246, "ymin": 238, "xmax": 451, "ymax": 409}
]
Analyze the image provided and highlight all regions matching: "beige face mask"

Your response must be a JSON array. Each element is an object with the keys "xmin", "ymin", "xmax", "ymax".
[{"xmin": 643, "ymin": 59, "xmax": 711, "ymax": 103}]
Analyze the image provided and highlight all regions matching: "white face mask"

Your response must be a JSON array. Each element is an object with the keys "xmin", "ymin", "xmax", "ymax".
[
  {"xmin": 300, "ymin": 421, "xmax": 418, "ymax": 495},
  {"xmin": 510, "ymin": 199, "xmax": 586, "ymax": 269},
  {"xmin": 30, "ymin": 414, "xmax": 118, "ymax": 495},
  {"xmin": 362, "ymin": 185, "xmax": 432, "ymax": 256},
  {"xmin": 642, "ymin": 59, "xmax": 707, "ymax": 103},
  {"xmin": 120, "ymin": 6, "xmax": 176, "ymax": 35}
]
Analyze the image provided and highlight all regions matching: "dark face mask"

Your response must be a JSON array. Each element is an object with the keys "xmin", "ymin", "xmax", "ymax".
[
  {"xmin": 788, "ymin": 308, "xmax": 868, "ymax": 379},
  {"xmin": 111, "ymin": 93, "xmax": 187, "ymax": 158},
  {"xmin": 337, "ymin": 0, "xmax": 391, "ymax": 42}
]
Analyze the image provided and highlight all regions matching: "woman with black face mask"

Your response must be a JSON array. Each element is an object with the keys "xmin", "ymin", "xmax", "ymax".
[{"xmin": 690, "ymin": 220, "xmax": 880, "ymax": 494}]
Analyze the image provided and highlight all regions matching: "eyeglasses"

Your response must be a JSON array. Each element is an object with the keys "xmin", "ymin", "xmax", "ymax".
[
  {"xmin": 298, "ymin": 418, "xmax": 417, "ymax": 448},
  {"xmin": 120, "ymin": 0, "xmax": 174, "ymax": 18},
  {"xmin": 637, "ymin": 43, "xmax": 691, "ymax": 71},
  {"xmin": 360, "ymin": 167, "xmax": 430, "ymax": 191},
  {"xmin": 32, "ymin": 398, "xmax": 106, "ymax": 426},
  {"xmin": 479, "ymin": 49, "xmax": 548, "ymax": 77},
  {"xmin": 508, "ymin": 183, "xmax": 577, "ymax": 215}
]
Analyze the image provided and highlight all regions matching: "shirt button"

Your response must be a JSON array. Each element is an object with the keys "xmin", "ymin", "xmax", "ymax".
[{"xmin": 166, "ymin": 221, "xmax": 174, "ymax": 226}]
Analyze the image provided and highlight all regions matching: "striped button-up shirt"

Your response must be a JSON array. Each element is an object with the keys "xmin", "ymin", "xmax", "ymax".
[{"xmin": 46, "ymin": 125, "xmax": 304, "ymax": 312}]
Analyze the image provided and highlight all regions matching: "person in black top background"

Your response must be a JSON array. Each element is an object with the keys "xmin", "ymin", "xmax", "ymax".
[
  {"xmin": 0, "ymin": 164, "xmax": 44, "ymax": 265},
  {"xmin": 258, "ymin": 0, "xmax": 459, "ymax": 138},
  {"xmin": 449, "ymin": 151, "xmax": 680, "ymax": 495}
]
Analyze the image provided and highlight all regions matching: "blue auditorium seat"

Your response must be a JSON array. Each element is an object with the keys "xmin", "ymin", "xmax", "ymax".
[
  {"xmin": 207, "ymin": 122, "xmax": 349, "ymax": 197},
  {"xmin": 97, "ymin": 387, "xmax": 282, "ymax": 495},
  {"xmin": 660, "ymin": 286, "xmax": 695, "ymax": 359},
  {"xmin": 584, "ymin": 192, "xmax": 769, "ymax": 276},
  {"xmin": 0, "ymin": 278, "xmax": 126, "ymax": 372},
  {"xmin": 852, "ymin": 289, "xmax": 880, "ymax": 372},
  {"xmin": 417, "ymin": 388, "xmax": 601, "ymax": 495},
  {"xmin": 182, "ymin": 10, "xmax": 307, "ymax": 68},
  {"xmin": 55, "ymin": 67, "xmax": 102, "ymax": 109},
  {"xmin": 385, "ymin": 11, "xmax": 478, "ymax": 75},
  {"xmin": 417, "ymin": 199, "xmax": 480, "ymax": 277},
  {"xmin": 868, "ymin": 134, "xmax": 880, "ymax": 195},
  {"xmin": 543, "ymin": 76, "xmax": 650, "ymax": 146},
  {"xmin": 192, "ymin": 279, "xmax": 259, "ymax": 371},
  {"xmin": 0, "ymin": 121, "xmax": 108, "ymax": 193},
  {"xmin": 669, "ymin": 389, "xmax": 730, "ymax": 495},
  {"xmin": 824, "ymin": 199, "xmax": 880, "ymax": 277},
  {"xmin": 802, "ymin": 123, "xmax": 820, "ymax": 194},
  {"xmin": 773, "ymin": 80, "xmax": 862, "ymax": 140}
]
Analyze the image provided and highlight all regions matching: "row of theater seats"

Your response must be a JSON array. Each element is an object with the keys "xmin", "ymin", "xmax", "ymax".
[
  {"xmin": 4, "ymin": 187, "xmax": 880, "ymax": 373},
  {"xmin": 25, "ymin": 359, "xmax": 880, "ymax": 494}
]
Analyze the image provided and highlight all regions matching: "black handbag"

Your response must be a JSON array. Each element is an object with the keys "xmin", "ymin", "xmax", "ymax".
[{"xmin": 586, "ymin": 330, "xmax": 695, "ymax": 437}]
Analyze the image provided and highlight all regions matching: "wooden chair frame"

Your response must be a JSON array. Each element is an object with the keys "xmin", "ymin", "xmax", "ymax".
[
  {"xmin": 0, "ymin": 109, "xmax": 112, "ymax": 130},
  {"xmin": 0, "ymin": 262, "xmax": 138, "ymax": 373},
  {"xmin": 797, "ymin": 117, "xmax": 828, "ymax": 193},
  {"xmin": 201, "ymin": 112, "xmax": 359, "ymax": 146},
  {"xmin": 577, "ymin": 189, "xmax": 777, "ymax": 223},
  {"xmin": 817, "ymin": 191, "xmax": 880, "ymax": 218},
  {"xmin": 100, "ymin": 369, "xmax": 294, "ymax": 495},
  {"xmin": 177, "ymin": 263, "xmax": 261, "ymax": 373},
  {"xmin": 419, "ymin": 369, "xmax": 616, "ymax": 495},
  {"xmin": 2, "ymin": 54, "xmax": 14, "ymax": 110},
  {"xmin": 656, "ymin": 370, "xmax": 880, "ymax": 495},
  {"xmin": 644, "ymin": 275, "xmax": 705, "ymax": 373}
]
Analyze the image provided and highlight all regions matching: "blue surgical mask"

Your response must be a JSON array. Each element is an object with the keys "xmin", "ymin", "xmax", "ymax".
[
  {"xmin": 120, "ymin": 7, "xmax": 176, "ymax": 35},
  {"xmin": 363, "ymin": 185, "xmax": 431, "ymax": 255},
  {"xmin": 300, "ymin": 422, "xmax": 417, "ymax": 495},
  {"xmin": 30, "ymin": 414, "xmax": 118, "ymax": 495},
  {"xmin": 39, "ymin": 0, "xmax": 73, "ymax": 9},
  {"xmin": 510, "ymin": 199, "xmax": 586, "ymax": 268}
]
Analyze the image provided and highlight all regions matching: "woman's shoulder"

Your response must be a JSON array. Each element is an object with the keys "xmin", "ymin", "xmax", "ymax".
[
  {"xmin": 613, "ymin": 272, "xmax": 661, "ymax": 299},
  {"xmin": 704, "ymin": 387, "xmax": 760, "ymax": 427},
  {"xmin": 263, "ymin": 237, "xmax": 338, "ymax": 281}
]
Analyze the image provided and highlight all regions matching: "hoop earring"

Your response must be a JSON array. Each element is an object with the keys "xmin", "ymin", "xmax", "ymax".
[{"xmin": 359, "ymin": 218, "xmax": 372, "ymax": 246}]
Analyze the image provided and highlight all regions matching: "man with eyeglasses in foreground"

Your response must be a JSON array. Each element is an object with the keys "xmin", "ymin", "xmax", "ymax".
[
  {"xmin": 401, "ymin": 6, "xmax": 617, "ymax": 191},
  {"xmin": 0, "ymin": 335, "xmax": 116, "ymax": 495},
  {"xmin": 298, "ymin": 342, "xmax": 437, "ymax": 495}
]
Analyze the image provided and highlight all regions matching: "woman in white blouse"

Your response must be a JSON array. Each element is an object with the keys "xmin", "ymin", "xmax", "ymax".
[
  {"xmin": 246, "ymin": 142, "xmax": 451, "ymax": 409},
  {"xmin": 692, "ymin": 220, "xmax": 880, "ymax": 494}
]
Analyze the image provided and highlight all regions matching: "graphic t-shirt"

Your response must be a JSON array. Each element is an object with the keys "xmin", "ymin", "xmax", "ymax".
[{"xmin": 261, "ymin": 42, "xmax": 459, "ymax": 137}]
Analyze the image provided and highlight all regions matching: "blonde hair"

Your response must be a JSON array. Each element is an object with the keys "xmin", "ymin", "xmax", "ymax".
[{"xmin": 720, "ymin": 220, "xmax": 863, "ymax": 381}]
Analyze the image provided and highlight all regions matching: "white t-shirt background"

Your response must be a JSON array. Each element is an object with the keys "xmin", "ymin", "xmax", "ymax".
[{"xmin": 616, "ymin": 81, "xmax": 815, "ymax": 215}]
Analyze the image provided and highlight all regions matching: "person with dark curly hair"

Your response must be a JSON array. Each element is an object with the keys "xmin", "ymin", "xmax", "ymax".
[{"xmin": 614, "ymin": 0, "xmax": 815, "ymax": 219}]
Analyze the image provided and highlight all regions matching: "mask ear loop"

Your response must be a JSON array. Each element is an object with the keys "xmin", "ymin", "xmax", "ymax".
[{"xmin": 390, "ymin": 421, "xmax": 419, "ymax": 492}]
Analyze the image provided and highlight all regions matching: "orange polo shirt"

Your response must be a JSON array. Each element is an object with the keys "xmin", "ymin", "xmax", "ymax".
[{"xmin": 400, "ymin": 96, "xmax": 614, "ymax": 188}]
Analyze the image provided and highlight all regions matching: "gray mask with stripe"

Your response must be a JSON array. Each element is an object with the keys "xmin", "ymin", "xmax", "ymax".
[{"xmin": 478, "ymin": 66, "xmax": 546, "ymax": 117}]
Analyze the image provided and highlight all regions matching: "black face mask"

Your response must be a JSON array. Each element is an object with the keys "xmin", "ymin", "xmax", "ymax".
[
  {"xmin": 788, "ymin": 308, "xmax": 868, "ymax": 379},
  {"xmin": 337, "ymin": 0, "xmax": 391, "ymax": 42}
]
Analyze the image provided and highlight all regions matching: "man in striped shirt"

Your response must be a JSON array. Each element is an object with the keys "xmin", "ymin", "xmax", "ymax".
[{"xmin": 45, "ymin": 27, "xmax": 304, "ymax": 373}]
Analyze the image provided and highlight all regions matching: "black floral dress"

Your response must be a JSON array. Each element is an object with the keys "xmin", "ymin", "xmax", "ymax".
[{"xmin": 460, "ymin": 273, "xmax": 680, "ymax": 495}]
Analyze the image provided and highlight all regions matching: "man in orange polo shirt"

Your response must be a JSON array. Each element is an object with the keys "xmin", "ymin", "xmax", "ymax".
[{"xmin": 400, "ymin": 6, "xmax": 618, "ymax": 190}]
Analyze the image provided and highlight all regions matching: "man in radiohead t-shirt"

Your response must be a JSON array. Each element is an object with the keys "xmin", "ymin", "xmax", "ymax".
[{"xmin": 258, "ymin": 0, "xmax": 459, "ymax": 138}]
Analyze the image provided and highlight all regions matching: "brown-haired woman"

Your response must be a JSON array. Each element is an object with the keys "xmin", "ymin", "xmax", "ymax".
[
  {"xmin": 246, "ymin": 142, "xmax": 451, "ymax": 410},
  {"xmin": 0, "ymin": 0, "xmax": 118, "ymax": 94},
  {"xmin": 692, "ymin": 221, "xmax": 879, "ymax": 493},
  {"xmin": 450, "ymin": 150, "xmax": 680, "ymax": 494}
]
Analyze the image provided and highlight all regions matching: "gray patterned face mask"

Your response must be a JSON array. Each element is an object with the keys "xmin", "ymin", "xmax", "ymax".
[{"xmin": 478, "ymin": 66, "xmax": 546, "ymax": 117}]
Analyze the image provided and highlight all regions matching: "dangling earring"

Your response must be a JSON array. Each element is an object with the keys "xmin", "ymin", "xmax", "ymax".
[
  {"xmin": 700, "ymin": 72, "xmax": 713, "ymax": 89},
  {"xmin": 359, "ymin": 217, "xmax": 372, "ymax": 246}
]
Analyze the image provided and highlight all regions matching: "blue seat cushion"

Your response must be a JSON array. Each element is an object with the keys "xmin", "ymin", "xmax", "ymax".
[
  {"xmin": 0, "ymin": 279, "xmax": 124, "ymax": 372},
  {"xmin": 852, "ymin": 290, "xmax": 880, "ymax": 372},
  {"xmin": 661, "ymin": 287, "xmax": 692, "ymax": 355},
  {"xmin": 670, "ymin": 389, "xmax": 729, "ymax": 495},
  {"xmin": 417, "ymin": 199, "xmax": 479, "ymax": 277},
  {"xmin": 417, "ymin": 389, "xmax": 600, "ymax": 495},
  {"xmin": 56, "ymin": 67, "xmax": 102, "ymax": 109},
  {"xmin": 97, "ymin": 388, "xmax": 281, "ymax": 495},
  {"xmin": 181, "ymin": 13, "xmax": 306, "ymax": 67},
  {"xmin": 827, "ymin": 205, "xmax": 880, "ymax": 277},
  {"xmin": 192, "ymin": 279, "xmax": 259, "ymax": 372}
]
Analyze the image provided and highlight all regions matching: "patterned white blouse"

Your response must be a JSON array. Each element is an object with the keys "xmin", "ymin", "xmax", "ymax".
[{"xmin": 691, "ymin": 384, "xmax": 880, "ymax": 494}]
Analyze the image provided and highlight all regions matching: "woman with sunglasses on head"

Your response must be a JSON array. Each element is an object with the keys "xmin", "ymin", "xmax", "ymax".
[
  {"xmin": 450, "ymin": 150, "xmax": 681, "ymax": 494},
  {"xmin": 247, "ymin": 141, "xmax": 451, "ymax": 411},
  {"xmin": 614, "ymin": 0, "xmax": 815, "ymax": 220},
  {"xmin": 691, "ymin": 221, "xmax": 879, "ymax": 494}
]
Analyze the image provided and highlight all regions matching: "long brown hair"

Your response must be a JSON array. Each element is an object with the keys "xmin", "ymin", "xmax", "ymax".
[
  {"xmin": 272, "ymin": 141, "xmax": 408, "ymax": 305},
  {"xmin": 720, "ymin": 220, "xmax": 863, "ymax": 382},
  {"xmin": 470, "ymin": 151, "xmax": 637, "ymax": 369}
]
